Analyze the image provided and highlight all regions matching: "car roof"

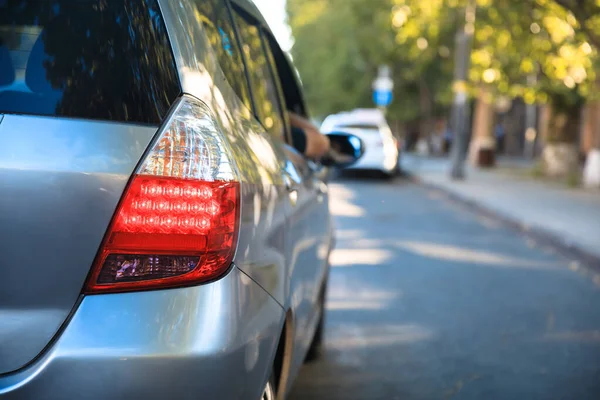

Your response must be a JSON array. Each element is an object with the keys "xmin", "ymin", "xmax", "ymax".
[
  {"xmin": 321, "ymin": 109, "xmax": 386, "ymax": 131},
  {"xmin": 230, "ymin": 0, "xmax": 273, "ymax": 37}
]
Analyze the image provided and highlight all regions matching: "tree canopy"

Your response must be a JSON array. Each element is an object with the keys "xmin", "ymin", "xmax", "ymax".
[
  {"xmin": 288, "ymin": 0, "xmax": 600, "ymax": 125},
  {"xmin": 287, "ymin": 0, "xmax": 457, "ymax": 121}
]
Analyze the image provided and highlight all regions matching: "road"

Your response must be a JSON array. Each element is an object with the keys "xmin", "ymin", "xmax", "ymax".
[{"xmin": 289, "ymin": 174, "xmax": 600, "ymax": 400}]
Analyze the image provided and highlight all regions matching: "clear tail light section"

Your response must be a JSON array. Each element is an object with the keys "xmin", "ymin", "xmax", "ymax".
[{"xmin": 85, "ymin": 96, "xmax": 240, "ymax": 293}]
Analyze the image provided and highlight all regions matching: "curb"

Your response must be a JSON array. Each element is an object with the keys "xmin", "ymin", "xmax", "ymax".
[{"xmin": 406, "ymin": 172, "xmax": 600, "ymax": 271}]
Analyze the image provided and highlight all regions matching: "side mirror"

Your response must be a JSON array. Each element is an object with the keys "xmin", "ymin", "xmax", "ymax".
[{"xmin": 321, "ymin": 132, "xmax": 365, "ymax": 168}]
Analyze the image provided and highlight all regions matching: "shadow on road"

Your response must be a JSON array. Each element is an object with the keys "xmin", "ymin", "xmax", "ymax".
[
  {"xmin": 332, "ymin": 169, "xmax": 411, "ymax": 183},
  {"xmin": 289, "ymin": 179, "xmax": 600, "ymax": 400}
]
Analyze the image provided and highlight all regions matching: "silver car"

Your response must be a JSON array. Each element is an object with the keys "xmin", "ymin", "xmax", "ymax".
[{"xmin": 0, "ymin": 1, "xmax": 361, "ymax": 399}]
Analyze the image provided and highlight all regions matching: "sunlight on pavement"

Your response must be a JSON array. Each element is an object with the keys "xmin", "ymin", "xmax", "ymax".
[
  {"xmin": 329, "ymin": 197, "xmax": 365, "ymax": 217},
  {"xmin": 326, "ymin": 323, "xmax": 435, "ymax": 351},
  {"xmin": 394, "ymin": 240, "xmax": 562, "ymax": 269},
  {"xmin": 335, "ymin": 229, "xmax": 366, "ymax": 240},
  {"xmin": 329, "ymin": 185, "xmax": 365, "ymax": 217},
  {"xmin": 291, "ymin": 180, "xmax": 600, "ymax": 400},
  {"xmin": 327, "ymin": 286, "xmax": 400, "ymax": 311},
  {"xmin": 330, "ymin": 248, "xmax": 393, "ymax": 267}
]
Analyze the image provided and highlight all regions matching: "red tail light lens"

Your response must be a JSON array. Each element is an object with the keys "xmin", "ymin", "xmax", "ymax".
[
  {"xmin": 87, "ymin": 177, "xmax": 239, "ymax": 292},
  {"xmin": 85, "ymin": 96, "xmax": 240, "ymax": 293},
  {"xmin": 113, "ymin": 177, "xmax": 237, "ymax": 242}
]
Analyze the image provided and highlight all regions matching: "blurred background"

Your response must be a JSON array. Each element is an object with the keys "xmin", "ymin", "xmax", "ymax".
[
  {"xmin": 253, "ymin": 1, "xmax": 600, "ymax": 399},
  {"xmin": 255, "ymin": 0, "xmax": 600, "ymax": 185}
]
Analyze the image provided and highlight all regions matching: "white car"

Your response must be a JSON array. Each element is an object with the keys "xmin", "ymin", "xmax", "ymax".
[{"xmin": 321, "ymin": 109, "xmax": 400, "ymax": 177}]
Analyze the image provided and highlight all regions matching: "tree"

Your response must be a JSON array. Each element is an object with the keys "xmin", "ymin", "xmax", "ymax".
[
  {"xmin": 287, "ymin": 0, "xmax": 379, "ymax": 118},
  {"xmin": 463, "ymin": 0, "xmax": 597, "ymax": 175},
  {"xmin": 390, "ymin": 0, "xmax": 458, "ymax": 143},
  {"xmin": 548, "ymin": 0, "xmax": 600, "ymax": 185},
  {"xmin": 551, "ymin": 0, "xmax": 600, "ymax": 49},
  {"xmin": 287, "ymin": 0, "xmax": 457, "ymax": 131},
  {"xmin": 288, "ymin": 0, "xmax": 599, "ymax": 178}
]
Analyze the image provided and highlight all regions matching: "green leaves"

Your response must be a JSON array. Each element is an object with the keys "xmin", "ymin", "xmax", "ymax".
[
  {"xmin": 288, "ymin": 0, "xmax": 456, "ymax": 121},
  {"xmin": 287, "ymin": 0, "xmax": 600, "ymax": 121}
]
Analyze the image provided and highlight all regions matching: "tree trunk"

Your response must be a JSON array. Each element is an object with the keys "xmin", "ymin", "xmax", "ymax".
[
  {"xmin": 538, "ymin": 104, "xmax": 551, "ymax": 146},
  {"xmin": 542, "ymin": 101, "xmax": 581, "ymax": 178},
  {"xmin": 468, "ymin": 85, "xmax": 495, "ymax": 167},
  {"xmin": 582, "ymin": 82, "xmax": 600, "ymax": 187},
  {"xmin": 580, "ymin": 102, "xmax": 599, "ymax": 155},
  {"xmin": 504, "ymin": 98, "xmax": 525, "ymax": 156},
  {"xmin": 546, "ymin": 106, "xmax": 579, "ymax": 143},
  {"xmin": 418, "ymin": 78, "xmax": 434, "ymax": 154}
]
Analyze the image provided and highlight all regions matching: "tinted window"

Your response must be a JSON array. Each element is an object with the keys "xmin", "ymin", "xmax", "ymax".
[
  {"xmin": 266, "ymin": 34, "xmax": 306, "ymax": 117},
  {"xmin": 0, "ymin": 0, "xmax": 180, "ymax": 124},
  {"xmin": 234, "ymin": 12, "xmax": 284, "ymax": 139},
  {"xmin": 193, "ymin": 1, "xmax": 251, "ymax": 110},
  {"xmin": 262, "ymin": 33, "xmax": 291, "ymax": 127}
]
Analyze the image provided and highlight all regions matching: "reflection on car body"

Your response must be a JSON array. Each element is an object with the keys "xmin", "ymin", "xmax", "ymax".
[{"xmin": 0, "ymin": 0, "xmax": 361, "ymax": 399}]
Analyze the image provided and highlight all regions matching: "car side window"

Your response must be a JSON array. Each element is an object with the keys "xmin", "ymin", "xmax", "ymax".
[
  {"xmin": 261, "ymin": 30, "xmax": 292, "ymax": 136},
  {"xmin": 264, "ymin": 34, "xmax": 308, "ymax": 119},
  {"xmin": 233, "ymin": 11, "xmax": 285, "ymax": 140},
  {"xmin": 193, "ymin": 0, "xmax": 252, "ymax": 110}
]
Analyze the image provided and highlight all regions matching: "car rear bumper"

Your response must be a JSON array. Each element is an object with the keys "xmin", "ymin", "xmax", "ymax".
[
  {"xmin": 347, "ymin": 145, "xmax": 398, "ymax": 173},
  {"xmin": 0, "ymin": 267, "xmax": 284, "ymax": 400}
]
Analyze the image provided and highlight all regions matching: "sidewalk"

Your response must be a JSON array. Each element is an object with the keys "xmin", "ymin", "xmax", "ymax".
[{"xmin": 402, "ymin": 154, "xmax": 600, "ymax": 261}]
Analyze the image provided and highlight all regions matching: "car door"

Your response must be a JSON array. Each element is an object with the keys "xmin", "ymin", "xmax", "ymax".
[
  {"xmin": 259, "ymin": 32, "xmax": 332, "ymax": 345},
  {"xmin": 254, "ymin": 20, "xmax": 333, "ymax": 371},
  {"xmin": 232, "ymin": 7, "xmax": 332, "ymax": 370}
]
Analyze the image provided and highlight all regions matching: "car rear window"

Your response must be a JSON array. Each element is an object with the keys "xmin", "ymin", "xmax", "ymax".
[{"xmin": 0, "ymin": 0, "xmax": 180, "ymax": 124}]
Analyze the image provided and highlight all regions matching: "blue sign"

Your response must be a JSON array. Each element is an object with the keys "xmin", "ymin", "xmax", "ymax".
[{"xmin": 373, "ymin": 90, "xmax": 393, "ymax": 107}]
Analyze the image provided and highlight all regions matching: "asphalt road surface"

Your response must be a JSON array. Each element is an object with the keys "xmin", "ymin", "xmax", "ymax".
[{"xmin": 289, "ymin": 174, "xmax": 600, "ymax": 400}]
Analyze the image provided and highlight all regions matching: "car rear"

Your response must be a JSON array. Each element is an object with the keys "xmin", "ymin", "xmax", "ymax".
[
  {"xmin": 331, "ymin": 123, "xmax": 399, "ymax": 175},
  {"xmin": 0, "ymin": 1, "xmax": 282, "ymax": 398},
  {"xmin": 321, "ymin": 110, "xmax": 399, "ymax": 176}
]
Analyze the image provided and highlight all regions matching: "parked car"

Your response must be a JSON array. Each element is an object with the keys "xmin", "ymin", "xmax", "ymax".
[
  {"xmin": 322, "ymin": 109, "xmax": 400, "ymax": 178},
  {"xmin": 0, "ymin": 1, "xmax": 362, "ymax": 399}
]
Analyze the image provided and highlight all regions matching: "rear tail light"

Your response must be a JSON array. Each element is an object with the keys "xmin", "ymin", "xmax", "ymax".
[{"xmin": 85, "ymin": 96, "xmax": 240, "ymax": 293}]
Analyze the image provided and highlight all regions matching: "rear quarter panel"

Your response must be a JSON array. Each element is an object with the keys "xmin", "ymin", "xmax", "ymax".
[
  {"xmin": 159, "ymin": 3, "xmax": 335, "ymax": 393},
  {"xmin": 158, "ymin": 0, "xmax": 290, "ymax": 306},
  {"xmin": 0, "ymin": 115, "xmax": 156, "ymax": 374}
]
